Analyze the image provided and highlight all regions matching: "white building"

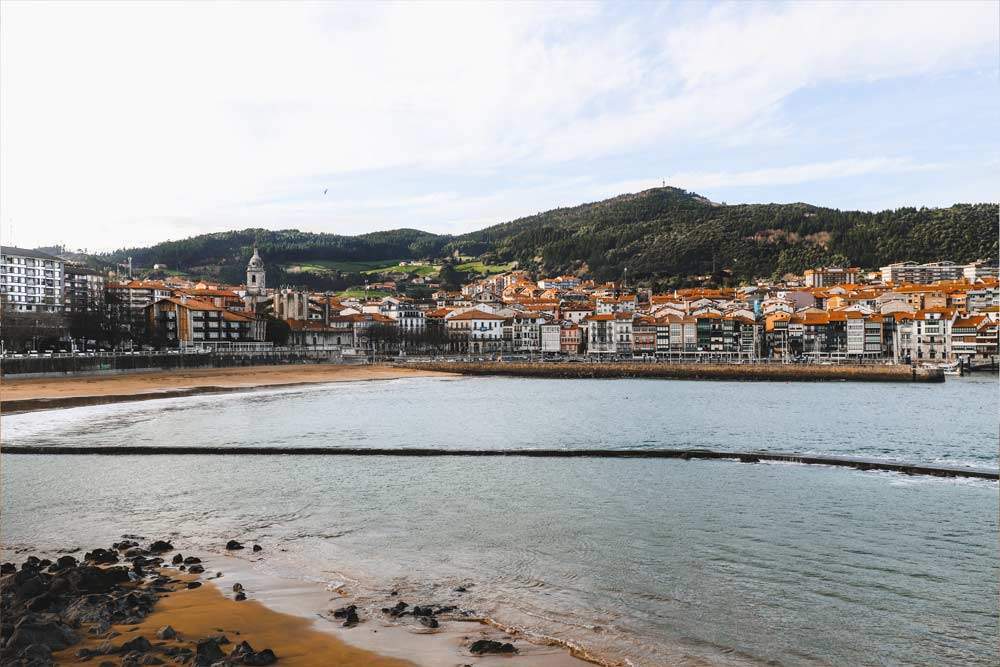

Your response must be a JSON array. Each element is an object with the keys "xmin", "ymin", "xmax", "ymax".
[
  {"xmin": 379, "ymin": 297, "xmax": 426, "ymax": 333},
  {"xmin": 540, "ymin": 322, "xmax": 562, "ymax": 353},
  {"xmin": 0, "ymin": 246, "xmax": 65, "ymax": 313},
  {"xmin": 446, "ymin": 308, "xmax": 506, "ymax": 354}
]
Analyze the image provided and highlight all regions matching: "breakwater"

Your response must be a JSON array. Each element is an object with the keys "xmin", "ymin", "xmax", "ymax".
[
  {"xmin": 1, "ymin": 446, "xmax": 994, "ymax": 480},
  {"xmin": 405, "ymin": 361, "xmax": 945, "ymax": 383}
]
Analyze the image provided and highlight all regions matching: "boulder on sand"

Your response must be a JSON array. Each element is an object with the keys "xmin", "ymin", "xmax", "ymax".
[{"xmin": 469, "ymin": 639, "xmax": 517, "ymax": 655}]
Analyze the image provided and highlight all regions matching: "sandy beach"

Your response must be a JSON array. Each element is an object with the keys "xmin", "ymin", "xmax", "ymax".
[
  {"xmin": 1, "ymin": 538, "xmax": 591, "ymax": 667},
  {"xmin": 0, "ymin": 364, "xmax": 455, "ymax": 413}
]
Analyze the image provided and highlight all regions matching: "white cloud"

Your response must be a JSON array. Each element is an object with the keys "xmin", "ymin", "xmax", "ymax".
[{"xmin": 0, "ymin": 1, "xmax": 996, "ymax": 249}]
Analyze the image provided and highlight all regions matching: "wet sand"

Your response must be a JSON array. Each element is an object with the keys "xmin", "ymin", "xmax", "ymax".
[
  {"xmin": 44, "ymin": 555, "xmax": 592, "ymax": 667},
  {"xmin": 0, "ymin": 364, "xmax": 455, "ymax": 413},
  {"xmin": 52, "ymin": 577, "xmax": 412, "ymax": 667},
  {"xmin": 208, "ymin": 553, "xmax": 596, "ymax": 667}
]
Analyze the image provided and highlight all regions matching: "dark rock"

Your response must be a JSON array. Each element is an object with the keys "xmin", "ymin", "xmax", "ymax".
[
  {"xmin": 228, "ymin": 641, "xmax": 255, "ymax": 659},
  {"xmin": 224, "ymin": 541, "xmax": 243, "ymax": 551},
  {"xmin": 332, "ymin": 605, "xmax": 356, "ymax": 619},
  {"xmin": 121, "ymin": 636, "xmax": 152, "ymax": 653},
  {"xmin": 187, "ymin": 565, "xmax": 205, "ymax": 574},
  {"xmin": 156, "ymin": 626, "xmax": 177, "ymax": 640},
  {"xmin": 208, "ymin": 635, "xmax": 230, "ymax": 645},
  {"xmin": 14, "ymin": 643, "xmax": 53, "ymax": 666},
  {"xmin": 251, "ymin": 545, "xmax": 262, "ymax": 553},
  {"xmin": 7, "ymin": 616, "xmax": 78, "ymax": 651},
  {"xmin": 70, "ymin": 566, "xmax": 131, "ymax": 593},
  {"xmin": 186, "ymin": 582, "xmax": 202, "ymax": 590},
  {"xmin": 194, "ymin": 638, "xmax": 224, "ymax": 666},
  {"xmin": 342, "ymin": 608, "xmax": 359, "ymax": 628},
  {"xmin": 232, "ymin": 583, "xmax": 243, "ymax": 592},
  {"xmin": 469, "ymin": 639, "xmax": 517, "ymax": 655},
  {"xmin": 13, "ymin": 575, "xmax": 47, "ymax": 602},
  {"xmin": 183, "ymin": 557, "xmax": 201, "ymax": 565},
  {"xmin": 38, "ymin": 559, "xmax": 52, "ymax": 568},
  {"xmin": 84, "ymin": 549, "xmax": 119, "ymax": 565},
  {"xmin": 140, "ymin": 656, "xmax": 165, "ymax": 665},
  {"xmin": 171, "ymin": 554, "xmax": 184, "ymax": 565},
  {"xmin": 149, "ymin": 541, "xmax": 173, "ymax": 553},
  {"xmin": 453, "ymin": 586, "xmax": 467, "ymax": 592},
  {"xmin": 54, "ymin": 555, "xmax": 78, "ymax": 571},
  {"xmin": 435, "ymin": 606, "xmax": 457, "ymax": 614},
  {"xmin": 417, "ymin": 616, "xmax": 439, "ymax": 629},
  {"xmin": 178, "ymin": 566, "xmax": 186, "ymax": 571},
  {"xmin": 739, "ymin": 455, "xmax": 761, "ymax": 464},
  {"xmin": 76, "ymin": 647, "xmax": 96, "ymax": 659},
  {"xmin": 1, "ymin": 562, "xmax": 16, "ymax": 574},
  {"xmin": 412, "ymin": 605, "xmax": 433, "ymax": 617},
  {"xmin": 244, "ymin": 649, "xmax": 277, "ymax": 666},
  {"xmin": 26, "ymin": 593, "xmax": 57, "ymax": 612},
  {"xmin": 234, "ymin": 592, "xmax": 246, "ymax": 602}
]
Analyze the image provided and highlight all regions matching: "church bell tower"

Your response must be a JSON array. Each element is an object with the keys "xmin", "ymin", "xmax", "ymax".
[{"xmin": 246, "ymin": 246, "xmax": 266, "ymax": 296}]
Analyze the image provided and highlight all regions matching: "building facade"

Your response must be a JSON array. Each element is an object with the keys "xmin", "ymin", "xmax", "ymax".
[{"xmin": 0, "ymin": 246, "xmax": 65, "ymax": 313}]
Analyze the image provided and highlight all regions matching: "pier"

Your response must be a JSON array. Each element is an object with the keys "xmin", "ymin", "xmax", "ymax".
[
  {"xmin": 1, "ymin": 446, "xmax": 993, "ymax": 480},
  {"xmin": 404, "ymin": 361, "xmax": 946, "ymax": 383}
]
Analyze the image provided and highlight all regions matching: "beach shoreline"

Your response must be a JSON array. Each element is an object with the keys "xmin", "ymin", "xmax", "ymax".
[
  {"xmin": 1, "ymin": 538, "xmax": 594, "ymax": 667},
  {"xmin": 0, "ymin": 364, "xmax": 457, "ymax": 414}
]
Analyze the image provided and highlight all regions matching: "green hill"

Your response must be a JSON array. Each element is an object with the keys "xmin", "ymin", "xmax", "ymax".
[{"xmin": 101, "ymin": 188, "xmax": 998, "ymax": 287}]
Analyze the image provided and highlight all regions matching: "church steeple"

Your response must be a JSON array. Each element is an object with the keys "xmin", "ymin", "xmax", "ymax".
[{"xmin": 246, "ymin": 245, "xmax": 266, "ymax": 296}]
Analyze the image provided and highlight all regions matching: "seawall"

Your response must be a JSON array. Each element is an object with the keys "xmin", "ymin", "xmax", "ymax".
[{"xmin": 402, "ymin": 361, "xmax": 945, "ymax": 383}]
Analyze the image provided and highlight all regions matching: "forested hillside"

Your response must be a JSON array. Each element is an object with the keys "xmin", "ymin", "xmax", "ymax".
[
  {"xmin": 101, "ymin": 188, "xmax": 998, "ymax": 287},
  {"xmin": 447, "ymin": 188, "xmax": 998, "ymax": 285}
]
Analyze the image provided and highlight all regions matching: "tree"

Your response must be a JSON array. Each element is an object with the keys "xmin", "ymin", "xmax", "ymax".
[{"xmin": 263, "ymin": 316, "xmax": 290, "ymax": 346}]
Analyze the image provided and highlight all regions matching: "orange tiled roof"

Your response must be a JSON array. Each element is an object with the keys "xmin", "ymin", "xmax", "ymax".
[{"xmin": 448, "ymin": 309, "xmax": 507, "ymax": 321}]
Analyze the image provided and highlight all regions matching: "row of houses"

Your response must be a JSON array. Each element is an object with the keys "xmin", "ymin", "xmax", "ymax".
[{"xmin": 3, "ymin": 244, "xmax": 997, "ymax": 365}]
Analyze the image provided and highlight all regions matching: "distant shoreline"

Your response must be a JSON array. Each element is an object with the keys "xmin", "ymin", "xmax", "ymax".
[{"xmin": 0, "ymin": 364, "xmax": 456, "ymax": 415}]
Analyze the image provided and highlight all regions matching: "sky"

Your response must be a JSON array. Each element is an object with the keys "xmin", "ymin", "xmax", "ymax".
[{"xmin": 1, "ymin": 1, "xmax": 998, "ymax": 252}]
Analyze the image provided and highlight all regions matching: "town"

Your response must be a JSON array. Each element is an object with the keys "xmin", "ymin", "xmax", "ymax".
[{"xmin": 1, "ymin": 245, "xmax": 998, "ymax": 371}]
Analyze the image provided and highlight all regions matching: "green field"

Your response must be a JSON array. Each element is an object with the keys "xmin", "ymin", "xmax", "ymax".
[
  {"xmin": 337, "ymin": 288, "xmax": 393, "ymax": 300},
  {"xmin": 362, "ymin": 262, "xmax": 441, "ymax": 276},
  {"xmin": 286, "ymin": 259, "xmax": 404, "ymax": 274},
  {"xmin": 456, "ymin": 261, "xmax": 515, "ymax": 275}
]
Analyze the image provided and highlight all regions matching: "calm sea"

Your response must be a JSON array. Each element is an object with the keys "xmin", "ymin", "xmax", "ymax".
[{"xmin": 2, "ymin": 376, "xmax": 997, "ymax": 666}]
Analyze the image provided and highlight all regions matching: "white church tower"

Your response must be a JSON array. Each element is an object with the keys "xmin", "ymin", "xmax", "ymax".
[{"xmin": 246, "ymin": 246, "xmax": 266, "ymax": 296}]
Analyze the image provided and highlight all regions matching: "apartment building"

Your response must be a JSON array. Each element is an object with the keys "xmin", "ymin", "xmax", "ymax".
[
  {"xmin": 0, "ymin": 246, "xmax": 65, "ymax": 313},
  {"xmin": 881, "ymin": 261, "xmax": 967, "ymax": 285},
  {"xmin": 803, "ymin": 266, "xmax": 859, "ymax": 287},
  {"xmin": 64, "ymin": 264, "xmax": 106, "ymax": 314},
  {"xmin": 146, "ymin": 297, "xmax": 256, "ymax": 343}
]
